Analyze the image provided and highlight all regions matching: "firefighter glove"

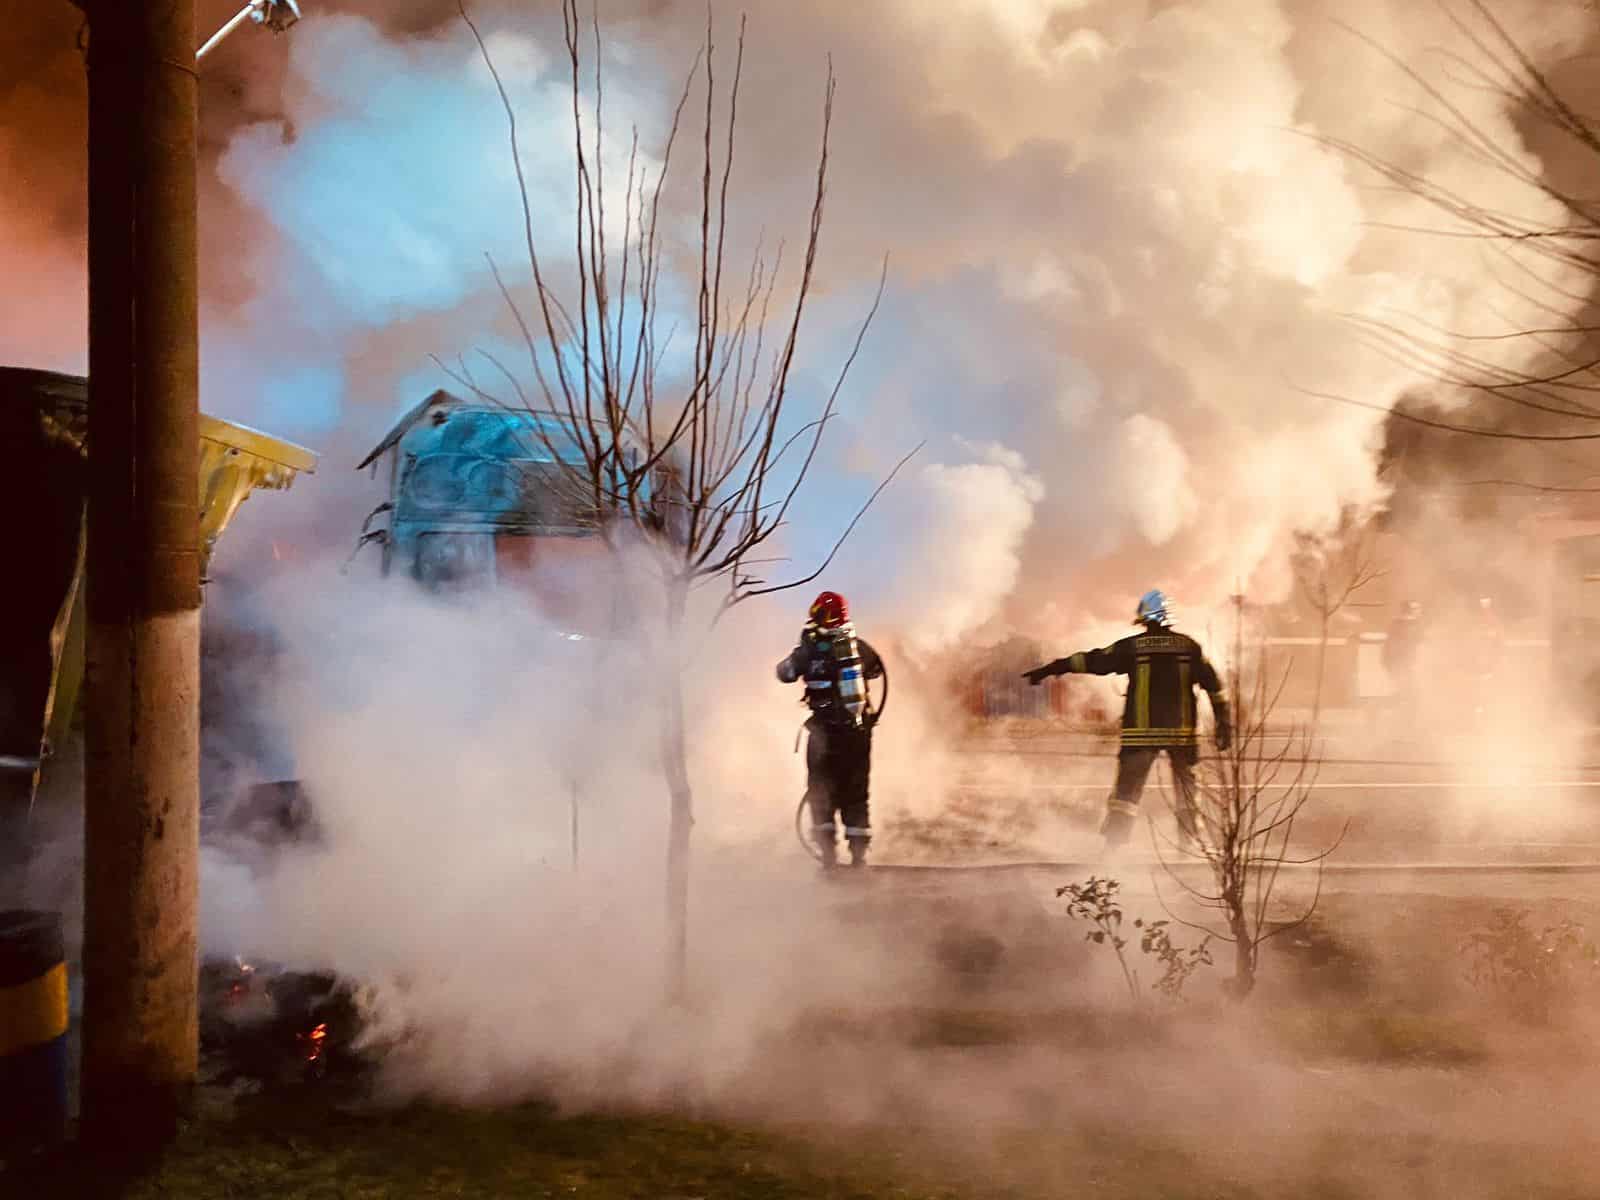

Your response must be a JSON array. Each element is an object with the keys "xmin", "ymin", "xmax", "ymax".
[
  {"xmin": 1212, "ymin": 699, "xmax": 1233, "ymax": 752},
  {"xmin": 1022, "ymin": 663, "xmax": 1055, "ymax": 686}
]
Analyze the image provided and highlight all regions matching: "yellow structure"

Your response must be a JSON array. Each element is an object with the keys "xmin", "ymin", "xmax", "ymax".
[
  {"xmin": 40, "ymin": 412, "xmax": 317, "ymax": 766},
  {"xmin": 197, "ymin": 413, "xmax": 319, "ymax": 566},
  {"xmin": 0, "ymin": 911, "xmax": 69, "ymax": 1150}
]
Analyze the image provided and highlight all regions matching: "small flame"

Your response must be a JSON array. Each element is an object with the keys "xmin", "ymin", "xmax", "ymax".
[
  {"xmin": 225, "ymin": 959, "xmax": 256, "ymax": 1004},
  {"xmin": 299, "ymin": 1022, "xmax": 329, "ymax": 1063}
]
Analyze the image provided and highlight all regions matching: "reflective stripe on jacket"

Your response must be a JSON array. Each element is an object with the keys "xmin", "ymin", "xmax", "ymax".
[{"xmin": 1059, "ymin": 630, "xmax": 1227, "ymax": 748}]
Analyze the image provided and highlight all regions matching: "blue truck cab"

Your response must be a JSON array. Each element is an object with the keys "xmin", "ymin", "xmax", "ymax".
[{"xmin": 355, "ymin": 389, "xmax": 673, "ymax": 629}]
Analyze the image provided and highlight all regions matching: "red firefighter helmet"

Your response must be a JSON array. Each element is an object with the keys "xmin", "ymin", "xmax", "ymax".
[{"xmin": 809, "ymin": 590, "xmax": 849, "ymax": 628}]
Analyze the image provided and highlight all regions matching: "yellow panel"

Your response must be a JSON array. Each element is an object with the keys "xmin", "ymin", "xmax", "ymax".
[
  {"xmin": 198, "ymin": 414, "xmax": 318, "ymax": 571},
  {"xmin": 40, "ymin": 510, "xmax": 86, "ymax": 762},
  {"xmin": 199, "ymin": 413, "xmax": 318, "ymax": 474},
  {"xmin": 36, "ymin": 413, "xmax": 319, "ymax": 772},
  {"xmin": 0, "ymin": 963, "xmax": 69, "ymax": 1056}
]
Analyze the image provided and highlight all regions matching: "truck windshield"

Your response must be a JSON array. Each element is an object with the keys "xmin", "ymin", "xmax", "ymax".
[{"xmin": 428, "ymin": 409, "xmax": 587, "ymax": 465}]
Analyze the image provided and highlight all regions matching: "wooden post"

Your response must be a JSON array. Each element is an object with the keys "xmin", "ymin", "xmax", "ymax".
[{"xmin": 80, "ymin": 0, "xmax": 202, "ymax": 1152}]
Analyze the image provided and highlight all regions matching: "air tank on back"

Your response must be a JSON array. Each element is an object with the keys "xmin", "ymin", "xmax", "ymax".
[{"xmin": 831, "ymin": 626, "xmax": 869, "ymax": 728}]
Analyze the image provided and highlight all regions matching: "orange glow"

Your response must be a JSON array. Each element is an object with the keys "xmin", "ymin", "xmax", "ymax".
[{"xmin": 299, "ymin": 1022, "xmax": 328, "ymax": 1063}]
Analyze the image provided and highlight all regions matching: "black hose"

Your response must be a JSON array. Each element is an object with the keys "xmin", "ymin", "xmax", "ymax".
[
  {"xmin": 796, "ymin": 792, "xmax": 822, "ymax": 862},
  {"xmin": 868, "ymin": 661, "xmax": 889, "ymax": 729}
]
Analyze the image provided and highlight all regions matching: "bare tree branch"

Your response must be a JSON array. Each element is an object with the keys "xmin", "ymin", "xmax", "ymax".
[
  {"xmin": 1290, "ymin": 382, "xmax": 1600, "ymax": 441},
  {"xmin": 1149, "ymin": 608, "xmax": 1343, "ymax": 998},
  {"xmin": 460, "ymin": 1, "xmax": 908, "ymax": 1001},
  {"xmin": 1302, "ymin": 2, "xmax": 1600, "ymax": 501}
]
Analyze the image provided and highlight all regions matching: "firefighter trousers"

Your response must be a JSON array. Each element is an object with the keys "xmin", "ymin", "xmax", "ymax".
[
  {"xmin": 1103, "ymin": 745, "xmax": 1200, "ymax": 845},
  {"xmin": 805, "ymin": 722, "xmax": 872, "ymax": 864}
]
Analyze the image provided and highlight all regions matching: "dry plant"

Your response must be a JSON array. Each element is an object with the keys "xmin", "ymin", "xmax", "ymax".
[
  {"xmin": 1058, "ymin": 876, "xmax": 1213, "ymax": 1007},
  {"xmin": 1291, "ymin": 509, "xmax": 1385, "ymax": 721},
  {"xmin": 454, "ymin": 1, "xmax": 918, "ymax": 999},
  {"xmin": 1153, "ymin": 607, "xmax": 1348, "ymax": 999}
]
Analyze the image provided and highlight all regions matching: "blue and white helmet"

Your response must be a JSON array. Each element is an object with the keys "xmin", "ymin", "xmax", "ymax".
[{"xmin": 1134, "ymin": 589, "xmax": 1173, "ymax": 627}]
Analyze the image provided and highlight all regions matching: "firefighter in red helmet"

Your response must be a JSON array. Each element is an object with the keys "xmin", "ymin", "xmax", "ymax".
[
  {"xmin": 1023, "ymin": 590, "xmax": 1231, "ymax": 853},
  {"xmin": 777, "ymin": 591, "xmax": 885, "ymax": 867}
]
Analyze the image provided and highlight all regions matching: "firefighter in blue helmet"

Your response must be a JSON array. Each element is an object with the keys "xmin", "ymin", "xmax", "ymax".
[
  {"xmin": 1023, "ymin": 590, "xmax": 1231, "ymax": 852},
  {"xmin": 777, "ymin": 591, "xmax": 884, "ymax": 867}
]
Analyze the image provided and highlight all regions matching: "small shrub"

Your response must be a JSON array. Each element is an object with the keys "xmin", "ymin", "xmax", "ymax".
[
  {"xmin": 1058, "ymin": 876, "xmax": 1212, "ymax": 1006},
  {"xmin": 1140, "ymin": 919, "xmax": 1214, "ymax": 1001}
]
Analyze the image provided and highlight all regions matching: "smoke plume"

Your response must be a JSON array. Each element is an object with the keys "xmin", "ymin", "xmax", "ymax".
[
  {"xmin": 11, "ymin": 0, "xmax": 1600, "ymax": 1140},
  {"xmin": 7, "ymin": 0, "xmax": 1596, "ymax": 642}
]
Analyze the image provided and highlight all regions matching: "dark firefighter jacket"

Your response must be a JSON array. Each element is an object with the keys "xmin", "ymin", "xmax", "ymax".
[
  {"xmin": 1039, "ymin": 629, "xmax": 1230, "ymax": 749},
  {"xmin": 777, "ymin": 626, "xmax": 884, "ymax": 728}
]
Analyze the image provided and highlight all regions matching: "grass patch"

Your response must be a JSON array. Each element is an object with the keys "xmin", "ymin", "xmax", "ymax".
[
  {"xmin": 791, "ymin": 997, "xmax": 1487, "ymax": 1069},
  {"xmin": 1266, "ymin": 1005, "xmax": 1489, "ymax": 1067},
  {"xmin": 862, "ymin": 1002, "xmax": 1489, "ymax": 1070},
  {"xmin": 787, "ymin": 1004, "xmax": 1182, "ymax": 1052},
  {"xmin": 17, "ymin": 1089, "xmax": 983, "ymax": 1200}
]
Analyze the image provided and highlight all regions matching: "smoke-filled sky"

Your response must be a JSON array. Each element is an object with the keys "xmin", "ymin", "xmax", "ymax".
[
  {"xmin": 17, "ymin": 3, "xmax": 1600, "ymax": 1123},
  {"xmin": 5, "ymin": 0, "xmax": 1599, "ymax": 652}
]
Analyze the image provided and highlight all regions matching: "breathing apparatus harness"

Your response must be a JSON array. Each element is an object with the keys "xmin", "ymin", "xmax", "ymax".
[{"xmin": 789, "ymin": 622, "xmax": 889, "ymax": 863}]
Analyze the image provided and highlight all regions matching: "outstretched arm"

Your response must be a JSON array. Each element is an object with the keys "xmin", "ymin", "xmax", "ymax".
[
  {"xmin": 1196, "ymin": 655, "xmax": 1232, "ymax": 750},
  {"xmin": 1023, "ymin": 642, "xmax": 1128, "ymax": 684}
]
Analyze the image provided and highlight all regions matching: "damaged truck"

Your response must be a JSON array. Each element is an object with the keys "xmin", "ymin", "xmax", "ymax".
[
  {"xmin": 0, "ymin": 365, "xmax": 343, "ymax": 1085},
  {"xmin": 346, "ymin": 387, "xmax": 673, "ymax": 620},
  {"xmin": 203, "ymin": 388, "xmax": 680, "ymax": 1082},
  {"xmin": 0, "ymin": 365, "xmax": 318, "ymax": 820},
  {"xmin": 227, "ymin": 386, "xmax": 673, "ymax": 829}
]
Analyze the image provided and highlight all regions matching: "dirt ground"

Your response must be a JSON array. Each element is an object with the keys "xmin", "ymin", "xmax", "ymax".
[
  {"xmin": 16, "ymin": 863, "xmax": 1597, "ymax": 1199},
  {"xmin": 685, "ymin": 862, "xmax": 1600, "ymax": 1199},
  {"xmin": 10, "ymin": 728, "xmax": 1600, "ymax": 1197}
]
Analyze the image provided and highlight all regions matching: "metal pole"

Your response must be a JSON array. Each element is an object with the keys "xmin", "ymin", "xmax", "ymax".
[
  {"xmin": 196, "ymin": 2, "xmax": 262, "ymax": 61},
  {"xmin": 81, "ymin": 0, "xmax": 202, "ymax": 1153}
]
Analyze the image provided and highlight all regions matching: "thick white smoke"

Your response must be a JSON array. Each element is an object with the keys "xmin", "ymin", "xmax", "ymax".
[
  {"xmin": 176, "ymin": 0, "xmax": 1600, "ymax": 1102},
  {"xmin": 211, "ymin": 0, "xmax": 1593, "ymax": 643}
]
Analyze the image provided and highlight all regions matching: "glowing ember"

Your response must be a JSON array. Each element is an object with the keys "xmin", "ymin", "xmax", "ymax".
[
  {"xmin": 299, "ymin": 1022, "xmax": 328, "ymax": 1063},
  {"xmin": 224, "ymin": 959, "xmax": 256, "ymax": 1004}
]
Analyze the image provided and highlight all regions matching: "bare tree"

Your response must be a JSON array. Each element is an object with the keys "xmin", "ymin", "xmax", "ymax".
[
  {"xmin": 1301, "ymin": 0, "xmax": 1600, "ymax": 478},
  {"xmin": 1152, "ymin": 602, "xmax": 1346, "ymax": 999},
  {"xmin": 455, "ymin": 2, "xmax": 917, "ymax": 999},
  {"xmin": 1291, "ymin": 510, "xmax": 1385, "ymax": 722}
]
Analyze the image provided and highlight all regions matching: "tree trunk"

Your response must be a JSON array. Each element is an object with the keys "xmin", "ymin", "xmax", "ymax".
[
  {"xmin": 1229, "ymin": 920, "xmax": 1256, "ymax": 999},
  {"xmin": 81, "ymin": 0, "xmax": 202, "ymax": 1154},
  {"xmin": 1310, "ymin": 613, "xmax": 1330, "ymax": 726},
  {"xmin": 661, "ymin": 580, "xmax": 693, "ymax": 1004},
  {"xmin": 1224, "ymin": 874, "xmax": 1256, "ymax": 1000}
]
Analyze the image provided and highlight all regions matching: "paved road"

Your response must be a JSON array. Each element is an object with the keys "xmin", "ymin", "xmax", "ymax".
[{"xmin": 875, "ymin": 729, "xmax": 1600, "ymax": 872}]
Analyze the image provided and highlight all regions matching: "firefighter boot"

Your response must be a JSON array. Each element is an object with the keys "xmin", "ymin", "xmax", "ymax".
[
  {"xmin": 1099, "ymin": 806, "xmax": 1136, "ymax": 857},
  {"xmin": 847, "ymin": 836, "xmax": 869, "ymax": 867},
  {"xmin": 814, "ymin": 829, "xmax": 839, "ymax": 869}
]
